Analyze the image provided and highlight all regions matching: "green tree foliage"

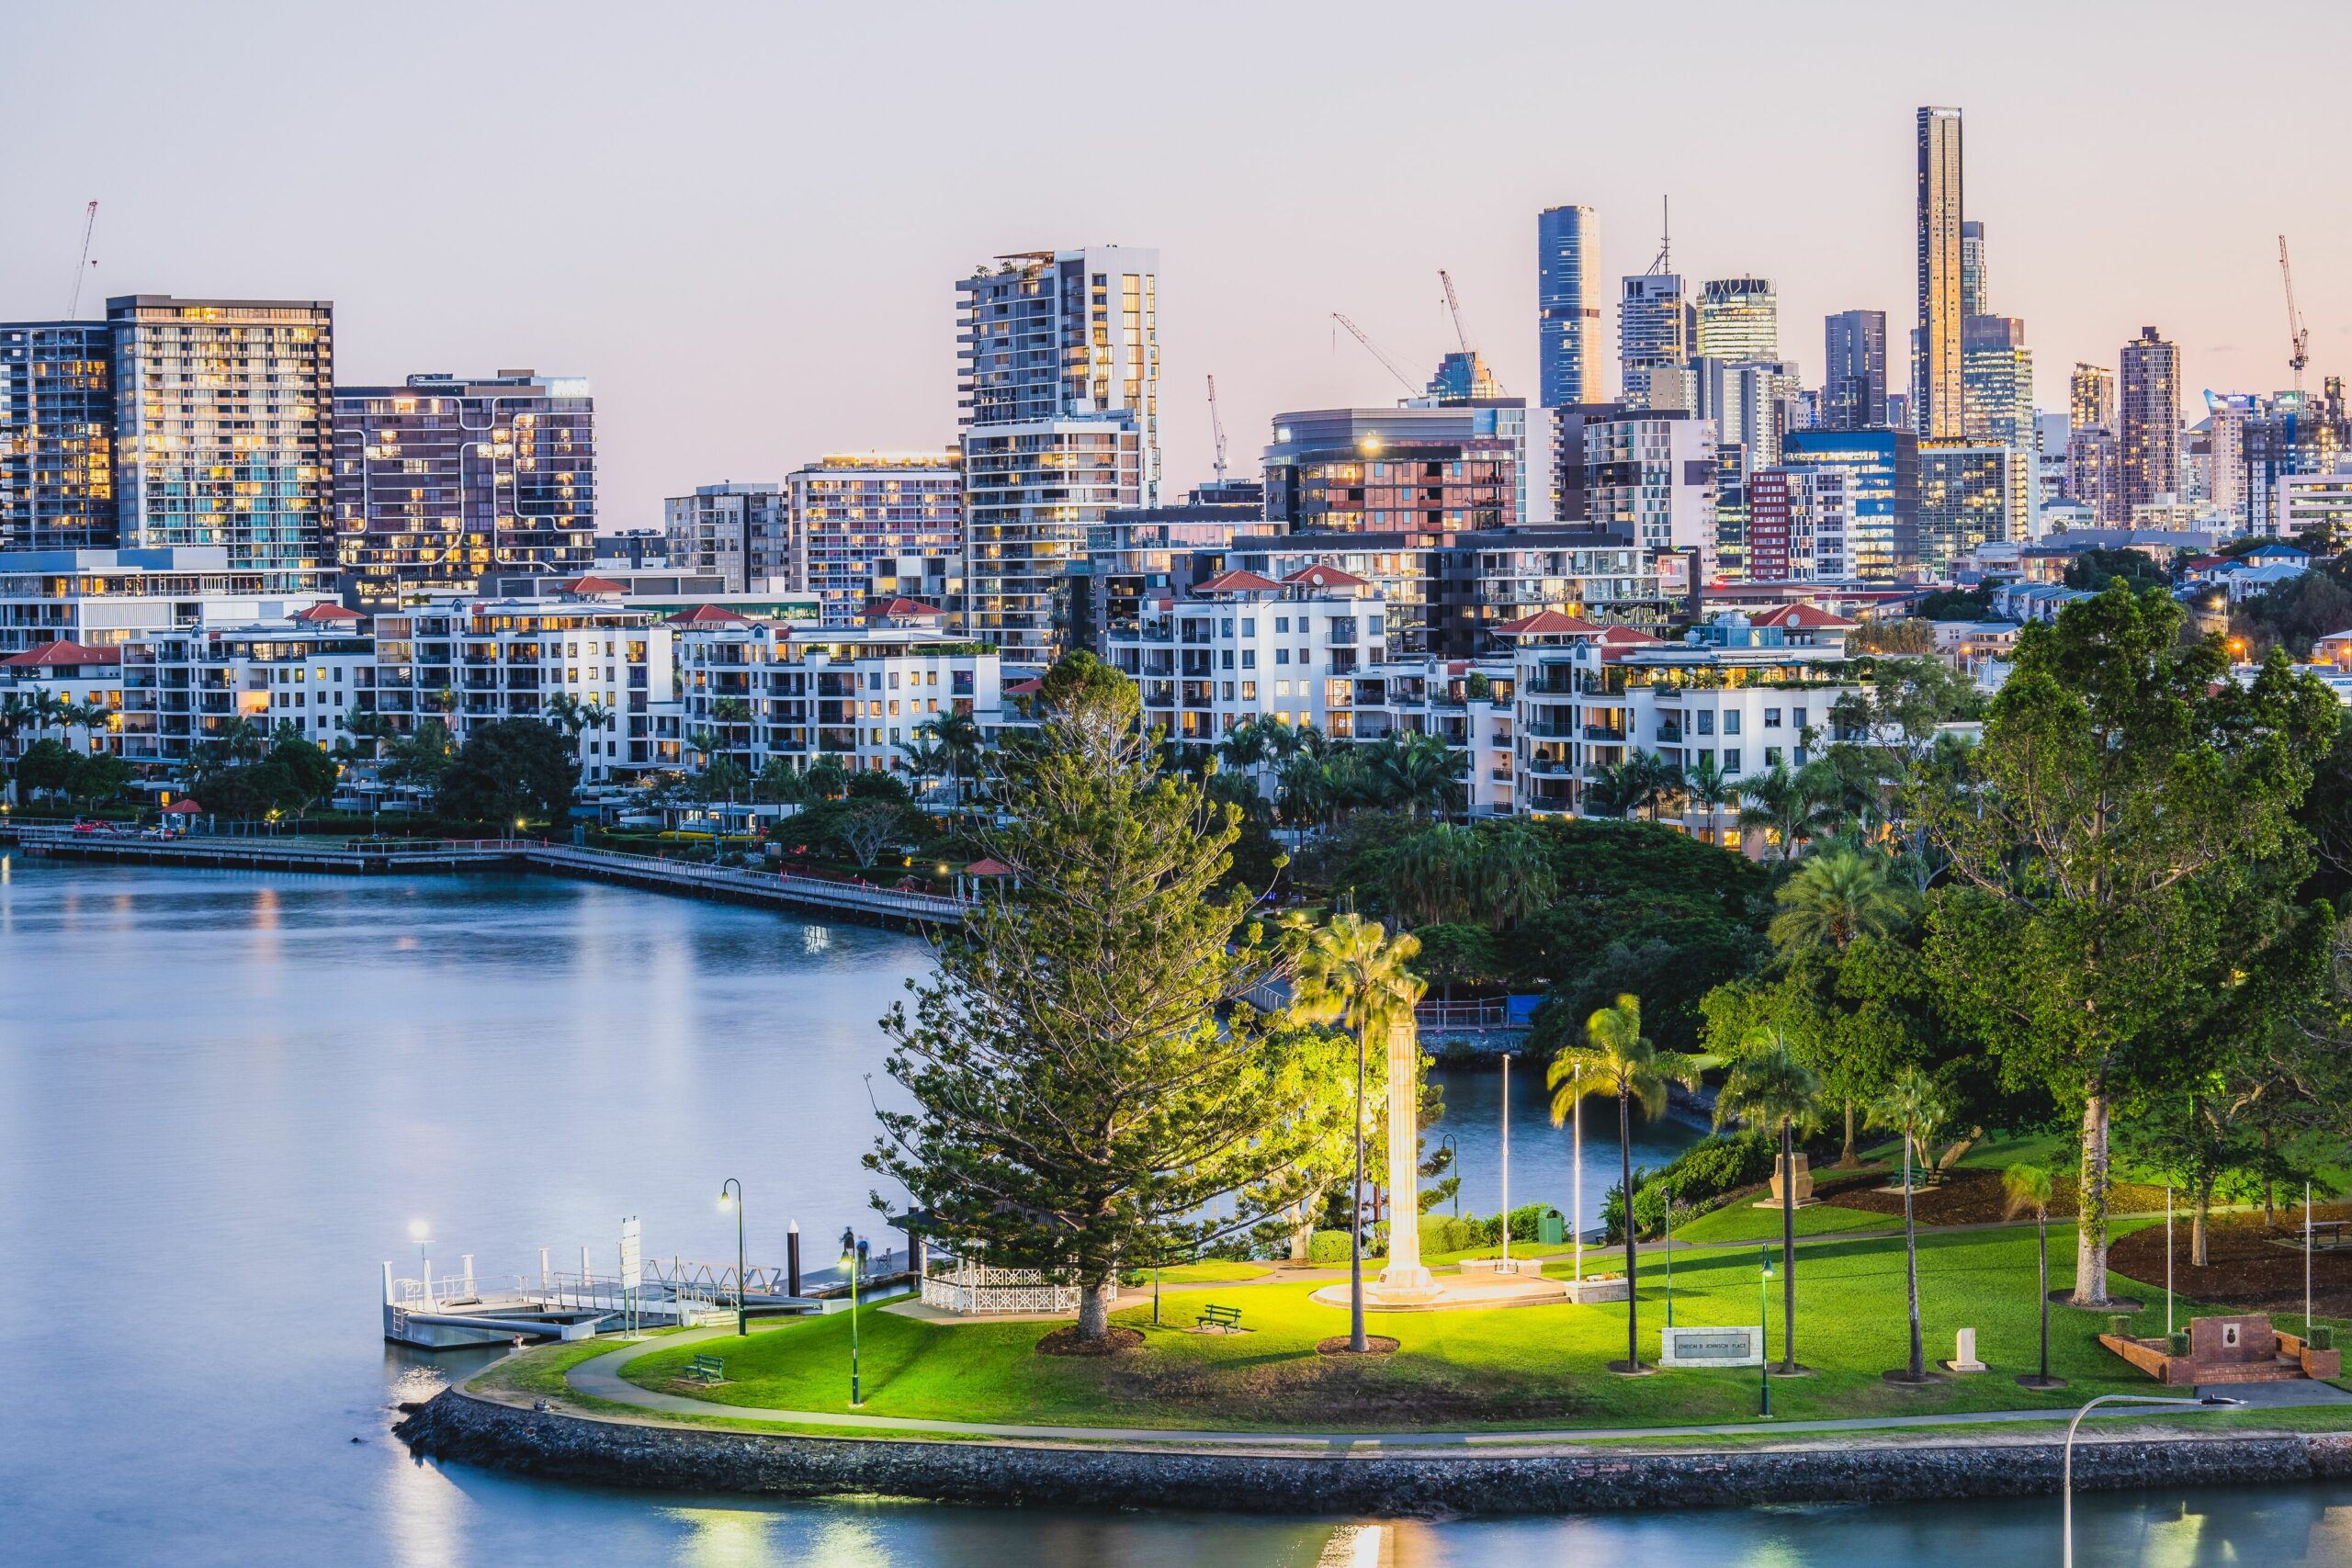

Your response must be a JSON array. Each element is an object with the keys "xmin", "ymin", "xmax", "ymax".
[
  {"xmin": 869, "ymin": 661, "xmax": 1325, "ymax": 1344},
  {"xmin": 1371, "ymin": 821, "xmax": 1558, "ymax": 931},
  {"xmin": 1868, "ymin": 1066, "xmax": 1952, "ymax": 1381},
  {"xmin": 1914, "ymin": 588, "xmax": 1993, "ymax": 621},
  {"xmin": 435, "ymin": 719, "xmax": 581, "ymax": 826},
  {"xmin": 1850, "ymin": 617, "xmax": 1936, "ymax": 655},
  {"xmin": 1917, "ymin": 583, "xmax": 2340, "ymax": 1305},
  {"xmin": 381, "ymin": 719, "xmax": 456, "ymax": 788},
  {"xmin": 1768, "ymin": 847, "xmax": 1918, "ymax": 953},
  {"xmin": 2229, "ymin": 567, "xmax": 2352, "ymax": 660},
  {"xmin": 2063, "ymin": 547, "xmax": 2171, "ymax": 594}
]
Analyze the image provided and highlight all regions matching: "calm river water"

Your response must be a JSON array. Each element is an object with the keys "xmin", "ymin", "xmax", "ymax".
[{"xmin": 6, "ymin": 859, "xmax": 2351, "ymax": 1566}]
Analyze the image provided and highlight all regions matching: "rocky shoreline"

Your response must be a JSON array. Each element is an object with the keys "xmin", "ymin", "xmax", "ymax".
[{"xmin": 393, "ymin": 1387, "xmax": 2352, "ymax": 1517}]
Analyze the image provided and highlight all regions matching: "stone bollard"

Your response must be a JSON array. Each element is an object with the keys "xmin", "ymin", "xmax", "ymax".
[{"xmin": 1945, "ymin": 1326, "xmax": 1988, "ymax": 1374}]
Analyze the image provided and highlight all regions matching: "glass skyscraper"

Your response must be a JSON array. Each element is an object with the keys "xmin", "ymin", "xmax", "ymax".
[
  {"xmin": 0, "ymin": 321, "xmax": 115, "ymax": 550},
  {"xmin": 1537, "ymin": 206, "xmax": 1602, "ymax": 407},
  {"xmin": 1781, "ymin": 427, "xmax": 1919, "ymax": 581},
  {"xmin": 1917, "ymin": 107, "xmax": 1965, "ymax": 438},
  {"xmin": 1822, "ymin": 310, "xmax": 1889, "ymax": 430}
]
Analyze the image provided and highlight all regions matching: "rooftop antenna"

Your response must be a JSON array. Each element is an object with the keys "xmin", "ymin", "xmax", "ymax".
[
  {"xmin": 1648, "ymin": 197, "xmax": 1672, "ymax": 276},
  {"xmin": 66, "ymin": 200, "xmax": 98, "ymax": 317}
]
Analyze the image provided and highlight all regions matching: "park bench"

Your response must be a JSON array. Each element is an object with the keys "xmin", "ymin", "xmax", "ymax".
[
  {"xmin": 685, "ymin": 1353, "xmax": 727, "ymax": 1382},
  {"xmin": 1197, "ymin": 1303, "xmax": 1245, "ymax": 1331},
  {"xmin": 2309, "ymin": 1220, "xmax": 2347, "ymax": 1251}
]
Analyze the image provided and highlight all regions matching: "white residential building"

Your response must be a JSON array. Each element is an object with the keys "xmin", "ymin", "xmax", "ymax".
[
  {"xmin": 1583, "ymin": 413, "xmax": 1717, "ymax": 577},
  {"xmin": 0, "ymin": 641, "xmax": 125, "ymax": 760},
  {"xmin": 2278, "ymin": 466, "xmax": 2352, "ymax": 546},
  {"xmin": 119, "ymin": 605, "xmax": 377, "ymax": 765},
  {"xmin": 1105, "ymin": 565, "xmax": 1388, "ymax": 745},
  {"xmin": 0, "ymin": 546, "xmax": 341, "ymax": 658}
]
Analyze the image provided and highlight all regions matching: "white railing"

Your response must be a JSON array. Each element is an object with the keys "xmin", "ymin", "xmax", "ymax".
[{"xmin": 920, "ymin": 1261, "xmax": 1080, "ymax": 1315}]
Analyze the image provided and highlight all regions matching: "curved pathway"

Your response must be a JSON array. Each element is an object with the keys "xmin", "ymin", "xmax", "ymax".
[{"xmin": 550, "ymin": 1324, "xmax": 2351, "ymax": 1453}]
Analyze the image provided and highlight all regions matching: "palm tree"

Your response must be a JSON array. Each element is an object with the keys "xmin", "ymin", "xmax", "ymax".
[
  {"xmin": 1276, "ymin": 750, "xmax": 1327, "ymax": 842},
  {"xmin": 804, "ymin": 756, "xmax": 849, "ymax": 801},
  {"xmin": 0, "ymin": 692, "xmax": 30, "ymax": 783},
  {"xmin": 1374, "ymin": 732, "xmax": 1464, "ymax": 820},
  {"xmin": 753, "ymin": 756, "xmax": 805, "ymax": 807},
  {"xmin": 917, "ymin": 712, "xmax": 985, "ymax": 805},
  {"xmin": 30, "ymin": 689, "xmax": 71, "ymax": 745},
  {"xmin": 542, "ymin": 692, "xmax": 589, "ymax": 739},
  {"xmin": 64, "ymin": 699, "xmax": 108, "ymax": 754},
  {"xmin": 1715, "ymin": 1028, "xmax": 1825, "ymax": 1373},
  {"xmin": 1868, "ymin": 1066, "xmax": 1951, "ymax": 1382},
  {"xmin": 1548, "ymin": 993, "xmax": 1703, "ymax": 1373},
  {"xmin": 214, "ymin": 716, "xmax": 266, "ymax": 766},
  {"xmin": 2003, "ymin": 1162, "xmax": 2061, "ymax": 1389},
  {"xmin": 1737, "ymin": 762, "xmax": 1843, "ymax": 862},
  {"xmin": 1285, "ymin": 913, "xmax": 1425, "ymax": 1355},
  {"xmin": 1683, "ymin": 752, "xmax": 1736, "ymax": 848},
  {"xmin": 1768, "ymin": 846, "xmax": 1917, "ymax": 954}
]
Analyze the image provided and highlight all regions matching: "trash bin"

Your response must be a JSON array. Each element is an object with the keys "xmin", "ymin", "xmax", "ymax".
[{"xmin": 1538, "ymin": 1207, "xmax": 1566, "ymax": 1247}]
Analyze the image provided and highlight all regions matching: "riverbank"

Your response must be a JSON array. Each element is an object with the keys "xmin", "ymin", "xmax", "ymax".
[{"xmin": 395, "ymin": 1382, "xmax": 2352, "ymax": 1516}]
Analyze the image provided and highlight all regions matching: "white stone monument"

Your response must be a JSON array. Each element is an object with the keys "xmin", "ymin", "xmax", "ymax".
[
  {"xmin": 1943, "ymin": 1325, "xmax": 1987, "ymax": 1374},
  {"xmin": 1370, "ymin": 1016, "xmax": 1439, "ymax": 1303}
]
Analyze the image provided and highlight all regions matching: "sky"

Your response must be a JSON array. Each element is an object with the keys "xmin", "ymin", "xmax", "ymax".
[{"xmin": 6, "ymin": 0, "xmax": 2350, "ymax": 526}]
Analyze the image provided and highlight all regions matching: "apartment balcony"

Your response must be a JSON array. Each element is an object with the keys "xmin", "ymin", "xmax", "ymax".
[{"xmin": 1582, "ymin": 725, "xmax": 1627, "ymax": 742}]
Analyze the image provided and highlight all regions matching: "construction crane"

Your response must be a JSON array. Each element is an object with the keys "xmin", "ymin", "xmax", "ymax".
[
  {"xmin": 2280, "ymin": 235, "xmax": 2312, "ymax": 395},
  {"xmin": 1206, "ymin": 375, "xmax": 1229, "ymax": 485},
  {"xmin": 1439, "ymin": 269, "xmax": 1471, "ymax": 355},
  {"xmin": 1330, "ymin": 311, "xmax": 1419, "ymax": 397},
  {"xmin": 66, "ymin": 200, "xmax": 98, "ymax": 318}
]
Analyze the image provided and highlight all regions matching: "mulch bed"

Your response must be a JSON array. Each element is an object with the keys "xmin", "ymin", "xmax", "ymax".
[
  {"xmin": 2108, "ymin": 1203, "xmax": 2352, "ymax": 1319},
  {"xmin": 1316, "ymin": 1335, "xmax": 1400, "ymax": 1357},
  {"xmin": 1035, "ymin": 1325, "xmax": 1145, "ymax": 1357},
  {"xmin": 1816, "ymin": 1168, "xmax": 2172, "ymax": 1228}
]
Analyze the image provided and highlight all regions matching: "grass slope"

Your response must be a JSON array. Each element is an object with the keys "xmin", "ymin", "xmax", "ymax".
[{"xmin": 617, "ymin": 1225, "xmax": 2283, "ymax": 1434}]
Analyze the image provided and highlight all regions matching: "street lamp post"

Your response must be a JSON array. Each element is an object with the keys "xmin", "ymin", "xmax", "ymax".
[
  {"xmin": 1758, "ymin": 1246, "xmax": 1773, "ymax": 1418},
  {"xmin": 718, "ymin": 1179, "xmax": 746, "ymax": 1336},
  {"xmin": 840, "ymin": 1227, "xmax": 867, "ymax": 1407},
  {"xmin": 1439, "ymin": 1134, "xmax": 1459, "ymax": 1219},
  {"xmin": 2063, "ymin": 1393, "xmax": 2240, "ymax": 1567}
]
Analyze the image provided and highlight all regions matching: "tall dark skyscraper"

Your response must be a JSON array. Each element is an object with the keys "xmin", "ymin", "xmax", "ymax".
[
  {"xmin": 1822, "ymin": 310, "xmax": 1888, "ymax": 430},
  {"xmin": 2120, "ymin": 326, "xmax": 2181, "ymax": 513},
  {"xmin": 1537, "ymin": 205, "xmax": 1602, "ymax": 407},
  {"xmin": 1917, "ymin": 107, "xmax": 1964, "ymax": 438},
  {"xmin": 0, "ymin": 321, "xmax": 115, "ymax": 550}
]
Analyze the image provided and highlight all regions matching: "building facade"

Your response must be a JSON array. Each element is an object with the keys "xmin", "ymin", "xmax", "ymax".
[
  {"xmin": 784, "ymin": 453, "xmax": 962, "ymax": 626},
  {"xmin": 957, "ymin": 247, "xmax": 1159, "ymax": 664},
  {"xmin": 1781, "ymin": 428, "xmax": 1919, "ymax": 581},
  {"xmin": 107, "ymin": 296, "xmax": 334, "ymax": 577},
  {"xmin": 334, "ymin": 370, "xmax": 595, "ymax": 605},
  {"xmin": 1822, "ymin": 310, "xmax": 1888, "ymax": 430},
  {"xmin": 1618, "ymin": 273, "xmax": 1689, "ymax": 412},
  {"xmin": 1695, "ymin": 277, "xmax": 1779, "ymax": 363},
  {"xmin": 1261, "ymin": 407, "xmax": 1520, "ymax": 535},
  {"xmin": 1537, "ymin": 205, "xmax": 1604, "ymax": 407},
  {"xmin": 1916, "ymin": 107, "xmax": 1965, "ymax": 438},
  {"xmin": 1581, "ymin": 412, "xmax": 1717, "ymax": 576},
  {"xmin": 2120, "ymin": 326, "xmax": 2181, "ymax": 513},
  {"xmin": 0, "ymin": 321, "xmax": 115, "ymax": 551},
  {"xmin": 1746, "ymin": 466, "xmax": 1851, "ymax": 581}
]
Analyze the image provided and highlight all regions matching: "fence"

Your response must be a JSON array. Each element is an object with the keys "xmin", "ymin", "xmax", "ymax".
[{"xmin": 920, "ymin": 1259, "xmax": 1080, "ymax": 1315}]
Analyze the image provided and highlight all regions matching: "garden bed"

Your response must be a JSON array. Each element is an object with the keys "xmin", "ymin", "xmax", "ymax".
[{"xmin": 2109, "ymin": 1204, "xmax": 2352, "ymax": 1320}]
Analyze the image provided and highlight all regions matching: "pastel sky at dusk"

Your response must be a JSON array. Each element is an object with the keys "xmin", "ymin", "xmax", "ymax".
[{"xmin": 6, "ymin": 0, "xmax": 2348, "ymax": 526}]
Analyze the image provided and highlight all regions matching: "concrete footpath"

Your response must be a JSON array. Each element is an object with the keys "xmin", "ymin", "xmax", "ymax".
[{"xmin": 556, "ymin": 1324, "xmax": 2352, "ymax": 1452}]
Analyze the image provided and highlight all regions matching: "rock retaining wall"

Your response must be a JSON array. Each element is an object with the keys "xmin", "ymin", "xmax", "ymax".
[{"xmin": 394, "ymin": 1388, "xmax": 2352, "ymax": 1517}]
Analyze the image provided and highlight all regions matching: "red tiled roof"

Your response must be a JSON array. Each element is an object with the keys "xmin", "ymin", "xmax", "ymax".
[
  {"xmin": 162, "ymin": 798, "xmax": 205, "ymax": 814},
  {"xmin": 1282, "ymin": 564, "xmax": 1371, "ymax": 590},
  {"xmin": 1751, "ymin": 604, "xmax": 1858, "ymax": 630},
  {"xmin": 866, "ymin": 597, "xmax": 944, "ymax": 618},
  {"xmin": 563, "ymin": 575, "xmax": 628, "ymax": 594},
  {"xmin": 291, "ymin": 603, "xmax": 363, "ymax": 622},
  {"xmin": 664, "ymin": 604, "xmax": 751, "ymax": 626},
  {"xmin": 1493, "ymin": 609, "xmax": 1602, "ymax": 637},
  {"xmin": 3, "ymin": 640, "xmax": 119, "ymax": 668},
  {"xmin": 964, "ymin": 857, "xmax": 1016, "ymax": 876},
  {"xmin": 1006, "ymin": 677, "xmax": 1044, "ymax": 695},
  {"xmin": 1594, "ymin": 625, "xmax": 1667, "ymax": 644},
  {"xmin": 1193, "ymin": 570, "xmax": 1283, "ymax": 594}
]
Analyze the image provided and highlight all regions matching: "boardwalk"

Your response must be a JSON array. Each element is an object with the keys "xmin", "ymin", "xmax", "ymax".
[{"xmin": 6, "ymin": 826, "xmax": 972, "ymax": 927}]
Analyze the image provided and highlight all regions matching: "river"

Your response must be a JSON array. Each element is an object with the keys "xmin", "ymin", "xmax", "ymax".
[{"xmin": 5, "ymin": 858, "xmax": 2350, "ymax": 1565}]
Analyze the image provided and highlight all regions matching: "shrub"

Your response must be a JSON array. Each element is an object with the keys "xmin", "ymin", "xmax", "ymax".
[
  {"xmin": 2109, "ymin": 1314, "xmax": 2134, "ymax": 1339},
  {"xmin": 1419, "ymin": 1213, "xmax": 1485, "ymax": 1255},
  {"xmin": 2312, "ymin": 1325, "xmax": 2336, "ymax": 1350},
  {"xmin": 1655, "ymin": 1133, "xmax": 1776, "ymax": 1203},
  {"xmin": 2167, "ymin": 1331, "xmax": 2191, "ymax": 1357},
  {"xmin": 1307, "ymin": 1229, "xmax": 1353, "ymax": 1265}
]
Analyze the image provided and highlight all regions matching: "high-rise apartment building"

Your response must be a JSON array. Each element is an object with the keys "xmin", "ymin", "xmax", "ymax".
[
  {"xmin": 2120, "ymin": 326, "xmax": 2181, "ymax": 513},
  {"xmin": 1261, "ymin": 407, "xmax": 1519, "ymax": 535},
  {"xmin": 786, "ymin": 452, "xmax": 962, "ymax": 626},
  {"xmin": 1581, "ymin": 412, "xmax": 1717, "ymax": 577},
  {"xmin": 1781, "ymin": 427, "xmax": 1920, "ymax": 581},
  {"xmin": 2064, "ymin": 427, "xmax": 2124, "ymax": 524},
  {"xmin": 0, "ymin": 322, "xmax": 115, "ymax": 551},
  {"xmin": 957, "ymin": 247, "xmax": 1158, "ymax": 664},
  {"xmin": 108, "ymin": 296, "xmax": 334, "ymax": 576},
  {"xmin": 334, "ymin": 370, "xmax": 594, "ymax": 605},
  {"xmin": 663, "ymin": 482, "xmax": 787, "ymax": 594},
  {"xmin": 1822, "ymin": 310, "xmax": 1889, "ymax": 430},
  {"xmin": 1747, "ymin": 465, "xmax": 1851, "ymax": 581},
  {"xmin": 1916, "ymin": 107, "xmax": 1965, "ymax": 438},
  {"xmin": 2070, "ymin": 363, "xmax": 2117, "ymax": 432},
  {"xmin": 1919, "ymin": 439, "xmax": 2026, "ymax": 569},
  {"xmin": 1695, "ymin": 277, "xmax": 1779, "ymax": 364},
  {"xmin": 1619, "ymin": 273, "xmax": 1689, "ymax": 411},
  {"xmin": 1960, "ymin": 220, "xmax": 1988, "ymax": 318},
  {"xmin": 1536, "ymin": 206, "xmax": 1603, "ymax": 407}
]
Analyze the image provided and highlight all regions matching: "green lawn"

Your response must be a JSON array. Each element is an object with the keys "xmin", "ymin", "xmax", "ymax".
[
  {"xmin": 1144, "ymin": 1259, "xmax": 1273, "ymax": 1285},
  {"xmin": 613, "ymin": 1224, "xmax": 2281, "ymax": 1434},
  {"xmin": 1669, "ymin": 1199, "xmax": 1894, "ymax": 1246}
]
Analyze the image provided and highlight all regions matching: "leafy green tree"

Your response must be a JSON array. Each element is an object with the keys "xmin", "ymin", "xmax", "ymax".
[
  {"xmin": 832, "ymin": 801, "xmax": 901, "ymax": 868},
  {"xmin": 1868, "ymin": 1066, "xmax": 1951, "ymax": 1381},
  {"xmin": 1286, "ymin": 912, "xmax": 1426, "ymax": 1354},
  {"xmin": 14, "ymin": 738, "xmax": 77, "ymax": 802},
  {"xmin": 1917, "ymin": 584, "xmax": 2339, "ymax": 1304},
  {"xmin": 804, "ymin": 756, "xmax": 849, "ymax": 800},
  {"xmin": 868, "ymin": 662, "xmax": 1317, "ymax": 1346},
  {"xmin": 1715, "ymin": 1028, "xmax": 1825, "ymax": 1373},
  {"xmin": 435, "ymin": 719, "xmax": 580, "ymax": 827},
  {"xmin": 1548, "ymin": 993, "xmax": 1702, "ymax": 1373},
  {"xmin": 753, "ymin": 756, "xmax": 806, "ymax": 806},
  {"xmin": 265, "ymin": 736, "xmax": 341, "ymax": 823},
  {"xmin": 2064, "ymin": 547, "xmax": 2170, "ymax": 594},
  {"xmin": 1367, "ymin": 731, "xmax": 1465, "ymax": 819},
  {"xmin": 696, "ymin": 754, "xmax": 750, "ymax": 806},
  {"xmin": 381, "ymin": 718, "xmax": 456, "ymax": 788},
  {"xmin": 2002, "ymin": 1163, "xmax": 2059, "ymax": 1387}
]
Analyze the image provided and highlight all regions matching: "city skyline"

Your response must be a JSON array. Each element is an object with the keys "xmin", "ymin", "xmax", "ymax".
[{"xmin": 6, "ymin": 3, "xmax": 2348, "ymax": 528}]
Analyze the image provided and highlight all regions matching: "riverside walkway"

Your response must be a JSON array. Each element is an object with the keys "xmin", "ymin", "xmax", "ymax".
[{"xmin": 7, "ymin": 825, "xmax": 971, "ymax": 927}]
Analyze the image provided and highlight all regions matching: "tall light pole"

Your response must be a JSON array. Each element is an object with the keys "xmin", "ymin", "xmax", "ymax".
[
  {"xmin": 840, "ymin": 1227, "xmax": 867, "ymax": 1407},
  {"xmin": 1758, "ymin": 1246, "xmax": 1773, "ymax": 1418},
  {"xmin": 1499, "ymin": 1052, "xmax": 1513, "ymax": 1272},
  {"xmin": 1438, "ymin": 1134, "xmax": 1459, "ymax": 1219},
  {"xmin": 718, "ymin": 1179, "xmax": 746, "ymax": 1336},
  {"xmin": 1349, "ymin": 1018, "xmax": 1367, "ymax": 1354},
  {"xmin": 2063, "ymin": 1393, "xmax": 2239, "ymax": 1567}
]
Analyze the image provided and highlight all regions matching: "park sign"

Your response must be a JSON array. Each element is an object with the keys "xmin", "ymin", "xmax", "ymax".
[
  {"xmin": 620, "ymin": 1215, "xmax": 641, "ymax": 1290},
  {"xmin": 1659, "ymin": 1325, "xmax": 1763, "ymax": 1368}
]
